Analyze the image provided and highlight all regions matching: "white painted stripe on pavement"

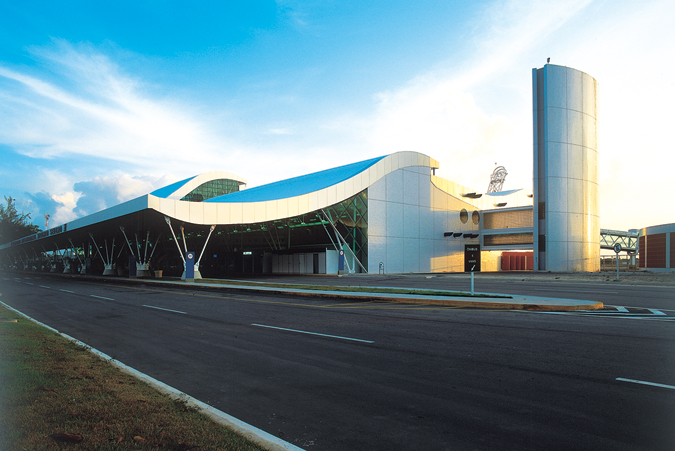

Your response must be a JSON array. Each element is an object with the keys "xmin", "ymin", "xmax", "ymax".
[
  {"xmin": 90, "ymin": 295, "xmax": 114, "ymax": 301},
  {"xmin": 531, "ymin": 312, "xmax": 675, "ymax": 321},
  {"xmin": 532, "ymin": 288, "xmax": 619, "ymax": 294},
  {"xmin": 143, "ymin": 304, "xmax": 187, "ymax": 314},
  {"xmin": 60, "ymin": 289, "xmax": 74, "ymax": 293},
  {"xmin": 25, "ymin": 282, "xmax": 33, "ymax": 285},
  {"xmin": 616, "ymin": 378, "xmax": 675, "ymax": 390},
  {"xmin": 39, "ymin": 285, "xmax": 50, "ymax": 289},
  {"xmin": 647, "ymin": 309, "xmax": 666, "ymax": 315},
  {"xmin": 0, "ymin": 301, "xmax": 303, "ymax": 451},
  {"xmin": 252, "ymin": 323, "xmax": 374, "ymax": 343}
]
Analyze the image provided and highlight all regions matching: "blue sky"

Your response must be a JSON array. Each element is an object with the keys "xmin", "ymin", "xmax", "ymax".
[{"xmin": 1, "ymin": 0, "xmax": 673, "ymax": 233}]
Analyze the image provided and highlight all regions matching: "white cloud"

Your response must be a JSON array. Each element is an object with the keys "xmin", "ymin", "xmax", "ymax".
[
  {"xmin": 361, "ymin": 0, "xmax": 675, "ymax": 231},
  {"xmin": 0, "ymin": 39, "xmax": 242, "ymax": 176},
  {"xmin": 51, "ymin": 192, "xmax": 79, "ymax": 226},
  {"xmin": 267, "ymin": 128, "xmax": 294, "ymax": 135},
  {"xmin": 72, "ymin": 173, "xmax": 179, "ymax": 218},
  {"xmin": 363, "ymin": 0, "xmax": 596, "ymax": 192}
]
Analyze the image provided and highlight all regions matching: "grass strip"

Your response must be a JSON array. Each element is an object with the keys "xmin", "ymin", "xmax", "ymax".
[
  {"xmin": 0, "ymin": 305, "xmax": 265, "ymax": 451},
  {"xmin": 178, "ymin": 278, "xmax": 512, "ymax": 299}
]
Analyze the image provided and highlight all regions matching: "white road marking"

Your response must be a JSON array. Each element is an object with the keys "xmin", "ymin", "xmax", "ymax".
[
  {"xmin": 90, "ymin": 295, "xmax": 114, "ymax": 301},
  {"xmin": 25, "ymin": 282, "xmax": 33, "ymax": 285},
  {"xmin": 616, "ymin": 378, "xmax": 675, "ymax": 390},
  {"xmin": 615, "ymin": 306, "xmax": 629, "ymax": 312},
  {"xmin": 252, "ymin": 323, "xmax": 374, "ymax": 343},
  {"xmin": 647, "ymin": 309, "xmax": 666, "ymax": 316},
  {"xmin": 39, "ymin": 285, "xmax": 50, "ymax": 289},
  {"xmin": 532, "ymin": 312, "xmax": 675, "ymax": 321},
  {"xmin": 531, "ymin": 288, "xmax": 619, "ymax": 294},
  {"xmin": 143, "ymin": 304, "xmax": 187, "ymax": 314},
  {"xmin": 60, "ymin": 289, "xmax": 74, "ymax": 293}
]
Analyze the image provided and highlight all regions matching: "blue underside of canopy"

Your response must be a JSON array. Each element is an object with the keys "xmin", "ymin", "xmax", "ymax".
[
  {"xmin": 150, "ymin": 175, "xmax": 197, "ymax": 198},
  {"xmin": 205, "ymin": 155, "xmax": 386, "ymax": 203}
]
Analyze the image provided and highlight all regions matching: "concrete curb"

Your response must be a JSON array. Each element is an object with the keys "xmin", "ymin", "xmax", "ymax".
[
  {"xmin": 8, "ymin": 272, "xmax": 604, "ymax": 312},
  {"xmin": 124, "ymin": 277, "xmax": 604, "ymax": 311},
  {"xmin": 0, "ymin": 301, "xmax": 305, "ymax": 451}
]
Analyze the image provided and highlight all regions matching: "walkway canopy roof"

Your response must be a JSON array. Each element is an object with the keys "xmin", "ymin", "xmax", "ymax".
[{"xmin": 1, "ymin": 152, "xmax": 439, "ymax": 255}]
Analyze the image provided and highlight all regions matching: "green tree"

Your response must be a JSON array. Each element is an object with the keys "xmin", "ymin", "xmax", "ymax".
[{"xmin": 0, "ymin": 196, "xmax": 41, "ymax": 244}]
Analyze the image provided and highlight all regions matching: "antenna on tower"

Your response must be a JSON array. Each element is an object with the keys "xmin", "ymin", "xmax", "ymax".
[{"xmin": 487, "ymin": 164, "xmax": 508, "ymax": 193}]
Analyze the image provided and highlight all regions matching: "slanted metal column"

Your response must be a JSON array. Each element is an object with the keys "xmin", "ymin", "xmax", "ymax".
[
  {"xmin": 133, "ymin": 231, "xmax": 162, "ymax": 277},
  {"xmin": 164, "ymin": 217, "xmax": 214, "ymax": 280},
  {"xmin": 41, "ymin": 245, "xmax": 56, "ymax": 272},
  {"xmin": 89, "ymin": 234, "xmax": 117, "ymax": 276},
  {"xmin": 68, "ymin": 239, "xmax": 86, "ymax": 275},
  {"xmin": 22, "ymin": 249, "xmax": 32, "ymax": 271},
  {"xmin": 31, "ymin": 248, "xmax": 41, "ymax": 271},
  {"xmin": 135, "ymin": 231, "xmax": 151, "ymax": 277},
  {"xmin": 195, "ymin": 225, "xmax": 216, "ymax": 277},
  {"xmin": 16, "ymin": 251, "xmax": 26, "ymax": 271},
  {"xmin": 52, "ymin": 244, "xmax": 73, "ymax": 274},
  {"xmin": 321, "ymin": 209, "xmax": 367, "ymax": 274},
  {"xmin": 165, "ymin": 217, "xmax": 187, "ymax": 278}
]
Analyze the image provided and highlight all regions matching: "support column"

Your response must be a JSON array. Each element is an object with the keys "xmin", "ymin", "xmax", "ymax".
[
  {"xmin": 90, "ymin": 234, "xmax": 117, "ymax": 276},
  {"xmin": 164, "ymin": 217, "xmax": 214, "ymax": 280}
]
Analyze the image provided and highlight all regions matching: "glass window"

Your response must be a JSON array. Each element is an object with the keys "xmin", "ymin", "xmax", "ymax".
[{"xmin": 182, "ymin": 179, "xmax": 241, "ymax": 202}]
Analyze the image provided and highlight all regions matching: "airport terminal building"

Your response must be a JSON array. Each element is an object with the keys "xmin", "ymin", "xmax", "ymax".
[{"xmin": 1, "ymin": 64, "xmax": 625, "ymax": 276}]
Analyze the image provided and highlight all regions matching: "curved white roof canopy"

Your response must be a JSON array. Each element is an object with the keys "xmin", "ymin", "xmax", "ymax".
[
  {"xmin": 150, "ymin": 171, "xmax": 247, "ymax": 200},
  {"xmin": 150, "ymin": 151, "xmax": 438, "ymax": 225}
]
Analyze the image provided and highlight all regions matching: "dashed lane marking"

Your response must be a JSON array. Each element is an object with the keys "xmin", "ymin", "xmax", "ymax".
[
  {"xmin": 647, "ymin": 308, "xmax": 666, "ymax": 316},
  {"xmin": 59, "ymin": 289, "xmax": 74, "ymax": 293},
  {"xmin": 533, "ymin": 305, "xmax": 675, "ymax": 321},
  {"xmin": 616, "ymin": 378, "xmax": 675, "ymax": 390},
  {"xmin": 90, "ymin": 295, "xmax": 114, "ymax": 301},
  {"xmin": 252, "ymin": 323, "xmax": 374, "ymax": 344},
  {"xmin": 142, "ymin": 305, "xmax": 187, "ymax": 314}
]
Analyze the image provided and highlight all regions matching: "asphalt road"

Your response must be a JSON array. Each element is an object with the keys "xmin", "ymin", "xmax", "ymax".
[{"xmin": 1, "ymin": 273, "xmax": 674, "ymax": 450}]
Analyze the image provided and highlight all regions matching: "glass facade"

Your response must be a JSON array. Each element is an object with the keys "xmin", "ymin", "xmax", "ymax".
[
  {"xmin": 323, "ymin": 190, "xmax": 368, "ymax": 271},
  {"xmin": 184, "ymin": 190, "xmax": 369, "ymax": 275},
  {"xmin": 181, "ymin": 179, "xmax": 241, "ymax": 202}
]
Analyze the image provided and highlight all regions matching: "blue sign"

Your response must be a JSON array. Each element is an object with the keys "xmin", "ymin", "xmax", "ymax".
[
  {"xmin": 338, "ymin": 249, "xmax": 345, "ymax": 272},
  {"xmin": 186, "ymin": 251, "xmax": 195, "ymax": 279}
]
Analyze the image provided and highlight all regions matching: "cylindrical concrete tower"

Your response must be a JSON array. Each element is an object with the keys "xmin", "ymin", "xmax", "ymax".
[{"xmin": 532, "ymin": 64, "xmax": 599, "ymax": 272}]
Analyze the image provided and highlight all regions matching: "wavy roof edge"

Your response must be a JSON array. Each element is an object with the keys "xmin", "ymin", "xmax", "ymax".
[
  {"xmin": 206, "ymin": 155, "xmax": 386, "ymax": 203},
  {"xmin": 142, "ymin": 151, "xmax": 439, "ymax": 225},
  {"xmin": 150, "ymin": 171, "xmax": 247, "ymax": 199}
]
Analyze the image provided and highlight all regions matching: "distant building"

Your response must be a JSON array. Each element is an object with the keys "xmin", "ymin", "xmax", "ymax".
[{"xmin": 638, "ymin": 223, "xmax": 675, "ymax": 271}]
